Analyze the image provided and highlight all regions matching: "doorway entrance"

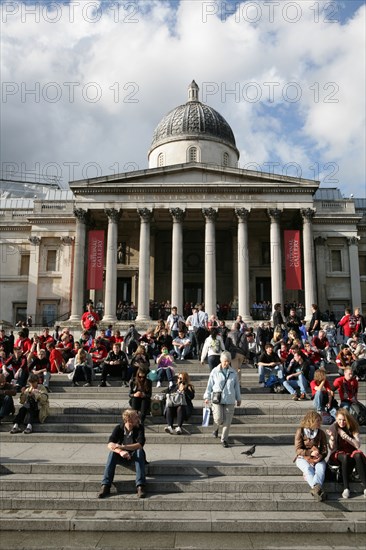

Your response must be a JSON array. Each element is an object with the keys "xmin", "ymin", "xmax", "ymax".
[{"xmin": 184, "ymin": 283, "xmax": 203, "ymax": 306}]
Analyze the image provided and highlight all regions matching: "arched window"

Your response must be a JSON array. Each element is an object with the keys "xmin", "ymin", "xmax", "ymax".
[
  {"xmin": 223, "ymin": 152, "xmax": 229, "ymax": 166},
  {"xmin": 188, "ymin": 146, "xmax": 197, "ymax": 162},
  {"xmin": 158, "ymin": 153, "xmax": 164, "ymax": 167}
]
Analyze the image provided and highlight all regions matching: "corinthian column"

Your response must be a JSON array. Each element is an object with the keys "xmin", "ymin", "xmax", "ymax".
[
  {"xmin": 235, "ymin": 208, "xmax": 251, "ymax": 321},
  {"xmin": 202, "ymin": 208, "xmax": 217, "ymax": 317},
  {"xmin": 347, "ymin": 237, "xmax": 362, "ymax": 309},
  {"xmin": 301, "ymin": 208, "xmax": 317, "ymax": 319},
  {"xmin": 103, "ymin": 208, "xmax": 121, "ymax": 322},
  {"xmin": 268, "ymin": 209, "xmax": 283, "ymax": 310},
  {"xmin": 170, "ymin": 208, "xmax": 185, "ymax": 313},
  {"xmin": 69, "ymin": 208, "xmax": 88, "ymax": 321},
  {"xmin": 136, "ymin": 208, "xmax": 153, "ymax": 321}
]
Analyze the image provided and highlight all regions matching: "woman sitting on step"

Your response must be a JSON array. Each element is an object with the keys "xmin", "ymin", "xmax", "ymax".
[
  {"xmin": 129, "ymin": 368, "xmax": 152, "ymax": 423},
  {"xmin": 326, "ymin": 408, "xmax": 366, "ymax": 499},
  {"xmin": 10, "ymin": 373, "xmax": 49, "ymax": 434},
  {"xmin": 294, "ymin": 411, "xmax": 328, "ymax": 501},
  {"xmin": 164, "ymin": 372, "xmax": 195, "ymax": 435},
  {"xmin": 71, "ymin": 348, "xmax": 93, "ymax": 387}
]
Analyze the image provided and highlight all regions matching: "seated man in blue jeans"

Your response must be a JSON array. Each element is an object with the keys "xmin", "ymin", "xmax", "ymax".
[{"xmin": 98, "ymin": 408, "xmax": 146, "ymax": 499}]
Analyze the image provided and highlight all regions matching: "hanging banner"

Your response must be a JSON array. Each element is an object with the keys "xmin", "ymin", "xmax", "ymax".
[
  {"xmin": 87, "ymin": 230, "xmax": 104, "ymax": 290},
  {"xmin": 284, "ymin": 230, "xmax": 302, "ymax": 290}
]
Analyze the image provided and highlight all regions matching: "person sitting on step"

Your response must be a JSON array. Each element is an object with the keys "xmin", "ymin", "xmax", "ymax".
[
  {"xmin": 98, "ymin": 408, "xmax": 147, "ymax": 499},
  {"xmin": 99, "ymin": 343, "xmax": 129, "ymax": 387},
  {"xmin": 72, "ymin": 348, "xmax": 93, "ymax": 387},
  {"xmin": 172, "ymin": 330, "xmax": 192, "ymax": 361},
  {"xmin": 10, "ymin": 373, "xmax": 49, "ymax": 434},
  {"xmin": 164, "ymin": 372, "xmax": 195, "ymax": 435},
  {"xmin": 327, "ymin": 408, "xmax": 366, "ymax": 499},
  {"xmin": 129, "ymin": 368, "xmax": 152, "ymax": 423},
  {"xmin": 156, "ymin": 346, "xmax": 175, "ymax": 388},
  {"xmin": 283, "ymin": 349, "xmax": 310, "ymax": 400},
  {"xmin": 310, "ymin": 369, "xmax": 337, "ymax": 418},
  {"xmin": 0, "ymin": 373, "xmax": 16, "ymax": 422},
  {"xmin": 294, "ymin": 410, "xmax": 327, "ymax": 501},
  {"xmin": 257, "ymin": 343, "xmax": 284, "ymax": 387}
]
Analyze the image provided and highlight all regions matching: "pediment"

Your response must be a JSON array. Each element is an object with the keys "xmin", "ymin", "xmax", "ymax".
[{"xmin": 70, "ymin": 162, "xmax": 319, "ymax": 196}]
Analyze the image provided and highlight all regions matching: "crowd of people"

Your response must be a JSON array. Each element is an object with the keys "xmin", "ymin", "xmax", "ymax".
[{"xmin": 1, "ymin": 301, "xmax": 365, "ymax": 500}]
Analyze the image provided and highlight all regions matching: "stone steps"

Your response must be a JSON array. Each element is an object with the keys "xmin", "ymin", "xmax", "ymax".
[
  {"xmin": 2, "ymin": 360, "xmax": 366, "ymax": 543},
  {"xmin": 1, "ymin": 509, "xmax": 365, "ymax": 533}
]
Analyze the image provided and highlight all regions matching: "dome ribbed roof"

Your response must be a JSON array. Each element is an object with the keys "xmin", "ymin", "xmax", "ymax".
[{"xmin": 150, "ymin": 82, "xmax": 237, "ymax": 151}]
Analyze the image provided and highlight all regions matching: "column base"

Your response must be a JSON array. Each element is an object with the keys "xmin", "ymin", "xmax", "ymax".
[
  {"xmin": 241, "ymin": 315, "xmax": 253, "ymax": 324},
  {"xmin": 136, "ymin": 315, "xmax": 151, "ymax": 322},
  {"xmin": 102, "ymin": 315, "xmax": 118, "ymax": 323},
  {"xmin": 67, "ymin": 315, "xmax": 81, "ymax": 323}
]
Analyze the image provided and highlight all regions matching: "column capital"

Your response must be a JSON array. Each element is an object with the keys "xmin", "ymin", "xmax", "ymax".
[
  {"xmin": 73, "ymin": 208, "xmax": 88, "ymax": 223},
  {"xmin": 28, "ymin": 236, "xmax": 41, "ymax": 246},
  {"xmin": 105, "ymin": 208, "xmax": 121, "ymax": 223},
  {"xmin": 138, "ymin": 208, "xmax": 153, "ymax": 222},
  {"xmin": 169, "ymin": 207, "xmax": 186, "ymax": 222},
  {"xmin": 301, "ymin": 208, "xmax": 316, "ymax": 221},
  {"xmin": 60, "ymin": 236, "xmax": 74, "ymax": 245},
  {"xmin": 314, "ymin": 236, "xmax": 327, "ymax": 246},
  {"xmin": 347, "ymin": 236, "xmax": 360, "ymax": 246},
  {"xmin": 202, "ymin": 207, "xmax": 218, "ymax": 222},
  {"xmin": 235, "ymin": 208, "xmax": 250, "ymax": 221},
  {"xmin": 268, "ymin": 208, "xmax": 282, "ymax": 222}
]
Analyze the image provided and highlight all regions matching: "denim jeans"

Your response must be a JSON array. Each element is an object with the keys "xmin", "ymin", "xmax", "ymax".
[
  {"xmin": 157, "ymin": 367, "xmax": 173, "ymax": 382},
  {"xmin": 296, "ymin": 457, "xmax": 326, "ymax": 488},
  {"xmin": 173, "ymin": 345, "xmax": 191, "ymax": 359},
  {"xmin": 101, "ymin": 449, "xmax": 146, "ymax": 488},
  {"xmin": 258, "ymin": 365, "xmax": 284, "ymax": 384},
  {"xmin": 313, "ymin": 390, "xmax": 328, "ymax": 411},
  {"xmin": 283, "ymin": 374, "xmax": 307, "ymax": 395},
  {"xmin": 0, "ymin": 395, "xmax": 15, "ymax": 418}
]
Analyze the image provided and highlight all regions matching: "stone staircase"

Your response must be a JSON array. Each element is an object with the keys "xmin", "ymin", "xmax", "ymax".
[{"xmin": 1, "ymin": 360, "xmax": 365, "ymax": 549}]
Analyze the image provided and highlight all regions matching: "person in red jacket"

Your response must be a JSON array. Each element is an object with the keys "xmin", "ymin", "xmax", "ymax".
[
  {"xmin": 46, "ymin": 342, "xmax": 64, "ymax": 374},
  {"xmin": 333, "ymin": 367, "xmax": 359, "ymax": 410},
  {"xmin": 338, "ymin": 308, "xmax": 356, "ymax": 343},
  {"xmin": 81, "ymin": 303, "xmax": 100, "ymax": 339}
]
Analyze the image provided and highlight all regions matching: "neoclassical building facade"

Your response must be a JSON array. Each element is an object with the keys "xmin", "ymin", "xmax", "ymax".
[{"xmin": 0, "ymin": 82, "xmax": 365, "ymax": 326}]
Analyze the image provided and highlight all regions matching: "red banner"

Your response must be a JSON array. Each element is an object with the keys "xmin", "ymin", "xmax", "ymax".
[
  {"xmin": 87, "ymin": 230, "xmax": 104, "ymax": 290},
  {"xmin": 284, "ymin": 230, "xmax": 302, "ymax": 290}
]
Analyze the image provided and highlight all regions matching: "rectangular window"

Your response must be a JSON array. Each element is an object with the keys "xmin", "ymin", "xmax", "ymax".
[
  {"xmin": 20, "ymin": 254, "xmax": 30, "ymax": 276},
  {"xmin": 46, "ymin": 250, "xmax": 57, "ymax": 271},
  {"xmin": 360, "ymin": 255, "xmax": 366, "ymax": 276},
  {"xmin": 331, "ymin": 250, "xmax": 342, "ymax": 272}
]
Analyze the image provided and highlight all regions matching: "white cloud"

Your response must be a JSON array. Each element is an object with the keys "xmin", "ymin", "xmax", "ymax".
[{"xmin": 1, "ymin": 0, "xmax": 365, "ymax": 197}]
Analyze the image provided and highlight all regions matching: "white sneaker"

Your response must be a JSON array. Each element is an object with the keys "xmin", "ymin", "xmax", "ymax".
[
  {"xmin": 363, "ymin": 488, "xmax": 366, "ymax": 498},
  {"xmin": 164, "ymin": 426, "xmax": 174, "ymax": 434},
  {"xmin": 169, "ymin": 381, "xmax": 174, "ymax": 388},
  {"xmin": 156, "ymin": 381, "xmax": 161, "ymax": 388},
  {"xmin": 175, "ymin": 427, "xmax": 182, "ymax": 434},
  {"xmin": 342, "ymin": 488, "xmax": 350, "ymax": 499}
]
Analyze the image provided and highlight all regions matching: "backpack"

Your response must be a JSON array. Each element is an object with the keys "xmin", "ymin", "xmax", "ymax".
[{"xmin": 349, "ymin": 401, "xmax": 366, "ymax": 426}]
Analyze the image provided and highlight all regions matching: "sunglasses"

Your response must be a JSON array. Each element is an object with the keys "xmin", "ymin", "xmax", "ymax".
[{"xmin": 138, "ymin": 375, "xmax": 145, "ymax": 379}]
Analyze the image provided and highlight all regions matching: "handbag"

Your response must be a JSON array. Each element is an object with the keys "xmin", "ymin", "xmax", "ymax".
[
  {"xmin": 166, "ymin": 392, "xmax": 186, "ymax": 407},
  {"xmin": 211, "ymin": 371, "xmax": 230, "ymax": 405},
  {"xmin": 212, "ymin": 391, "xmax": 222, "ymax": 404}
]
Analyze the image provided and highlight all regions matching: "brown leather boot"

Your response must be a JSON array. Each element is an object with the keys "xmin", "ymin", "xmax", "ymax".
[{"xmin": 98, "ymin": 485, "xmax": 110, "ymax": 499}]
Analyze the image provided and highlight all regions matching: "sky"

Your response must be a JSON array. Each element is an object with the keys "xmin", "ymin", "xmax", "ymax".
[{"xmin": 1, "ymin": 0, "xmax": 365, "ymax": 197}]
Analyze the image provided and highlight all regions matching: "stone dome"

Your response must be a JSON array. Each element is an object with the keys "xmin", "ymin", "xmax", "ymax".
[{"xmin": 148, "ymin": 82, "xmax": 239, "ymax": 165}]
